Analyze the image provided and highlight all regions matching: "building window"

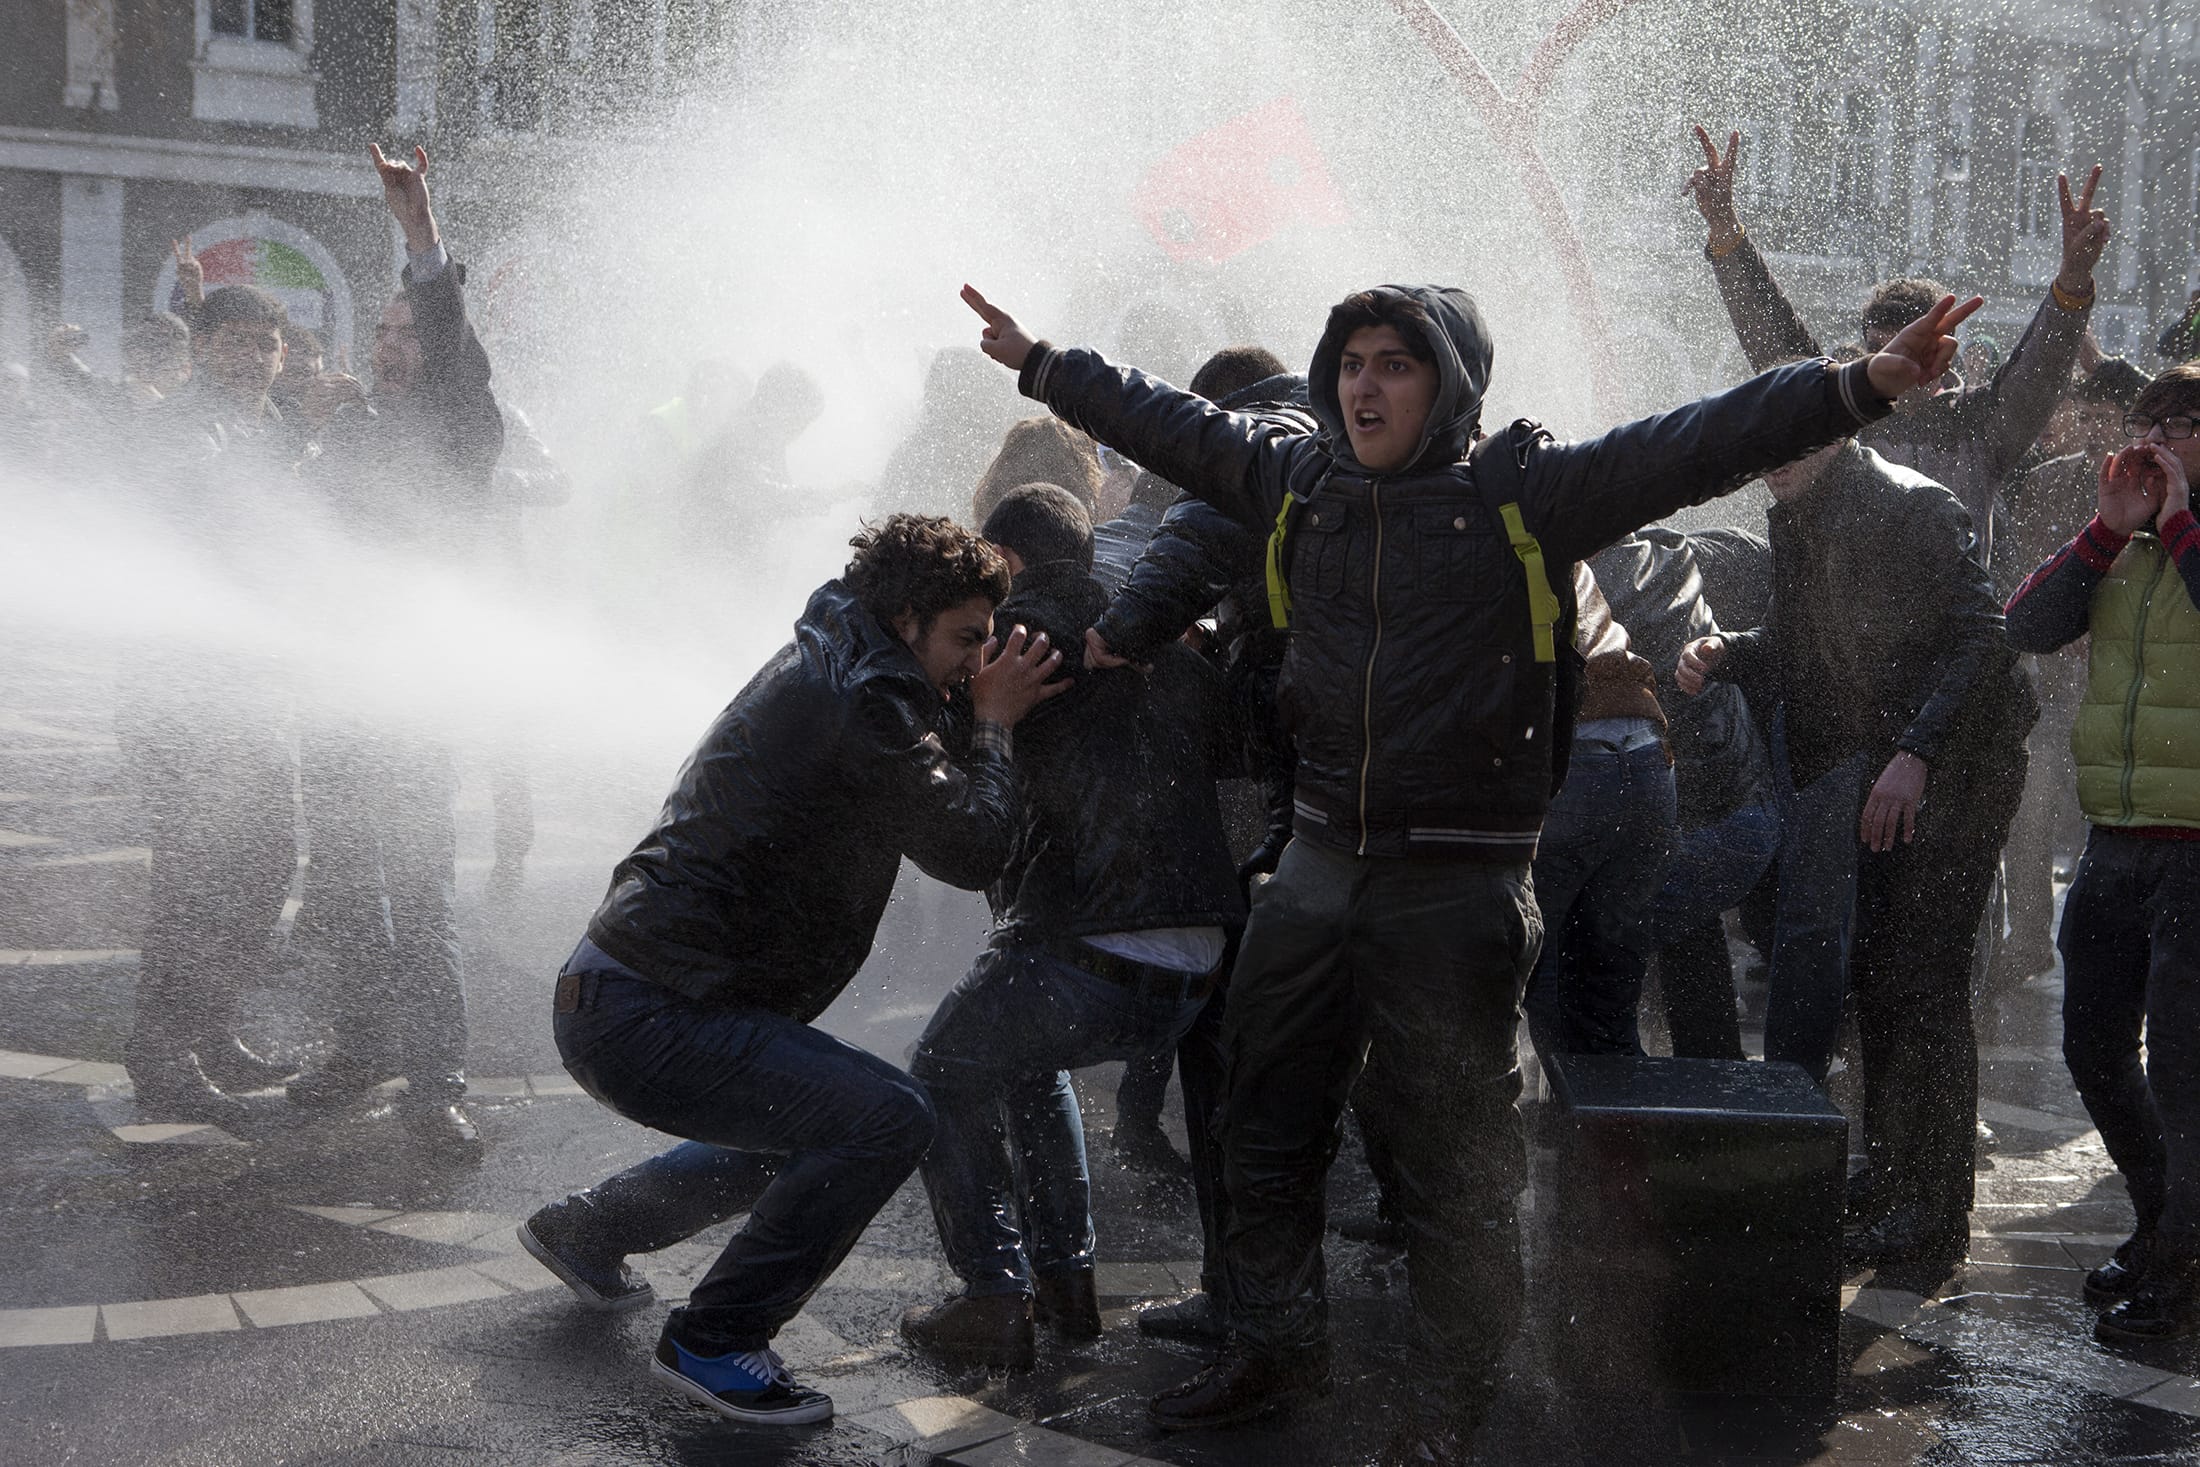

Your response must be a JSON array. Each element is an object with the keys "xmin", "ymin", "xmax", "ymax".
[
  {"xmin": 210, "ymin": 0, "xmax": 293, "ymax": 43},
  {"xmin": 2015, "ymin": 111, "xmax": 2063, "ymax": 241},
  {"xmin": 191, "ymin": 0, "xmax": 317, "ymax": 128}
]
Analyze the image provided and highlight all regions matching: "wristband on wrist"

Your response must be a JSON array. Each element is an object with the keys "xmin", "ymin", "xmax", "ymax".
[
  {"xmin": 1707, "ymin": 225, "xmax": 1747, "ymax": 261},
  {"xmin": 2051, "ymin": 278, "xmax": 2095, "ymax": 311}
]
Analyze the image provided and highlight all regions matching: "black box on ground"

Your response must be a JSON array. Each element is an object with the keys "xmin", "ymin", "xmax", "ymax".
[{"xmin": 1534, "ymin": 1054, "xmax": 1847, "ymax": 1399}]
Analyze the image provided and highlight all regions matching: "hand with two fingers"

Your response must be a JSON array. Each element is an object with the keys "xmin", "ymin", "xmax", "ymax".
[
  {"xmin": 1868, "ymin": 294, "xmax": 1986, "ymax": 401},
  {"xmin": 1683, "ymin": 125, "xmax": 1746, "ymax": 254}
]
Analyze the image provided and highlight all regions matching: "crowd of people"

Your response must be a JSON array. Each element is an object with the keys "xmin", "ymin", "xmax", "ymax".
[{"xmin": 11, "ymin": 119, "xmax": 2200, "ymax": 1466}]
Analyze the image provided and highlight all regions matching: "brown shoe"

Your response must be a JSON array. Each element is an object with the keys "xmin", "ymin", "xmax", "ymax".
[
  {"xmin": 1033, "ymin": 1268, "xmax": 1102, "ymax": 1339},
  {"xmin": 900, "ymin": 1293, "xmax": 1035, "ymax": 1370}
]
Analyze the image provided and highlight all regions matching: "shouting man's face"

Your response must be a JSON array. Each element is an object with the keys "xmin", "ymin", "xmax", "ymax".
[{"xmin": 1338, "ymin": 325, "xmax": 1438, "ymax": 474}]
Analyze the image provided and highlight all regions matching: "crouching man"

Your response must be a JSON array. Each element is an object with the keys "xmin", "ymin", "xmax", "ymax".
[
  {"xmin": 519, "ymin": 515, "xmax": 1062, "ymax": 1425},
  {"xmin": 962, "ymin": 278, "xmax": 1966, "ymax": 1464},
  {"xmin": 902, "ymin": 483, "xmax": 1247, "ymax": 1369}
]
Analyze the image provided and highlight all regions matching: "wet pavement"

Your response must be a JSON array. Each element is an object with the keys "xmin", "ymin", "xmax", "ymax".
[{"xmin": 4, "ymin": 626, "xmax": 2200, "ymax": 1465}]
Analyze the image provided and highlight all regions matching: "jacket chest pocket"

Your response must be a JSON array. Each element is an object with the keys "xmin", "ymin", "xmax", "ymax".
[
  {"xmin": 1295, "ymin": 503, "xmax": 1353, "ymax": 600},
  {"xmin": 1413, "ymin": 507, "xmax": 1508, "ymax": 604}
]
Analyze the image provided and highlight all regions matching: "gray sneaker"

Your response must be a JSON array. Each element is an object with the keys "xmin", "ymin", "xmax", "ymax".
[{"xmin": 518, "ymin": 1205, "xmax": 654, "ymax": 1312}]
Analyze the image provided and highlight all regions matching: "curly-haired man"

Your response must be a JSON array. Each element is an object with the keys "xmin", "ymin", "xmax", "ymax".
[{"xmin": 518, "ymin": 514, "xmax": 1063, "ymax": 1425}]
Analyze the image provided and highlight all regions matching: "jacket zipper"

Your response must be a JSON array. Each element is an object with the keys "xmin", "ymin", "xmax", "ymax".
[
  {"xmin": 1358, "ymin": 480, "xmax": 1384, "ymax": 854},
  {"xmin": 2119, "ymin": 546, "xmax": 2166, "ymax": 823}
]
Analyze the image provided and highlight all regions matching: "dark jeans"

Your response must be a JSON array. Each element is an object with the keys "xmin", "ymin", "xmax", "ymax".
[
  {"xmin": 1851, "ymin": 745, "xmax": 2027, "ymax": 1223},
  {"xmin": 1221, "ymin": 839, "xmax": 1539, "ymax": 1403},
  {"xmin": 297, "ymin": 725, "xmax": 467, "ymax": 1102},
  {"xmin": 1523, "ymin": 737, "xmax": 1678, "ymax": 1057},
  {"xmin": 551, "ymin": 959, "xmax": 934, "ymax": 1353},
  {"xmin": 118, "ymin": 720, "xmax": 297, "ymax": 1083},
  {"xmin": 1764, "ymin": 755, "xmax": 1869, "ymax": 1081},
  {"xmin": 913, "ymin": 944, "xmax": 1209, "ymax": 1296},
  {"xmin": 1651, "ymin": 799, "xmax": 1780, "ymax": 1061},
  {"xmin": 2060, "ymin": 829, "xmax": 2200, "ymax": 1255},
  {"xmin": 1176, "ymin": 984, "xmax": 1231, "ymax": 1299}
]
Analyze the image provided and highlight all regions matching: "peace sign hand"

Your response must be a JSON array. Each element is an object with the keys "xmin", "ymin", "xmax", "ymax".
[
  {"xmin": 2057, "ymin": 164, "xmax": 2110, "ymax": 297},
  {"xmin": 1683, "ymin": 125, "xmax": 1745, "ymax": 253},
  {"xmin": 1867, "ymin": 293, "xmax": 1986, "ymax": 401}
]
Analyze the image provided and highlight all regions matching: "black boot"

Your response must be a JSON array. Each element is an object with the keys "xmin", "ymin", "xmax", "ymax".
[
  {"xmin": 1136, "ymin": 1290, "xmax": 1228, "ymax": 1343},
  {"xmin": 1113, "ymin": 1121, "xmax": 1192, "ymax": 1179},
  {"xmin": 193, "ymin": 1038, "xmax": 297, "ymax": 1093},
  {"xmin": 1033, "ymin": 1268, "xmax": 1102, "ymax": 1340},
  {"xmin": 129, "ymin": 1056, "xmax": 249, "ymax": 1125},
  {"xmin": 401, "ymin": 1101, "xmax": 483, "ymax": 1163},
  {"xmin": 1335, "ymin": 1209, "xmax": 1409, "ymax": 1251},
  {"xmin": 901, "ymin": 1293, "xmax": 1035, "ymax": 1370},
  {"xmin": 1147, "ymin": 1344, "xmax": 1330, "ymax": 1431},
  {"xmin": 2085, "ymin": 1229, "xmax": 2155, "ymax": 1306},
  {"xmin": 2095, "ymin": 1253, "xmax": 2200, "ymax": 1344}
]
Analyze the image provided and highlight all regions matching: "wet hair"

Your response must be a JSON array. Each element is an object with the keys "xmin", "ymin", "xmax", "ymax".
[
  {"xmin": 972, "ymin": 417, "xmax": 1103, "ymax": 520},
  {"xmin": 281, "ymin": 324, "xmax": 326, "ymax": 363},
  {"xmin": 982, "ymin": 483, "xmax": 1094, "ymax": 572},
  {"xmin": 1859, "ymin": 278, "xmax": 1948, "ymax": 341},
  {"xmin": 1323, "ymin": 291, "xmax": 1437, "ymax": 363},
  {"xmin": 124, "ymin": 312, "xmax": 190, "ymax": 375},
  {"xmin": 2134, "ymin": 362, "xmax": 2200, "ymax": 423},
  {"xmin": 1189, "ymin": 345, "xmax": 1290, "ymax": 403},
  {"xmin": 845, "ymin": 513, "xmax": 1011, "ymax": 632},
  {"xmin": 195, "ymin": 285, "xmax": 289, "ymax": 337}
]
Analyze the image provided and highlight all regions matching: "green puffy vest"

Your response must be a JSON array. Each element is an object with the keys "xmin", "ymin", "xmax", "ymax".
[{"xmin": 2073, "ymin": 533, "xmax": 2200, "ymax": 827}]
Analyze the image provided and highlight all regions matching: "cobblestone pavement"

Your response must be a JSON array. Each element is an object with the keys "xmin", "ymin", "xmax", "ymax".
[{"xmin": 4, "ymin": 625, "xmax": 2199, "ymax": 1465}]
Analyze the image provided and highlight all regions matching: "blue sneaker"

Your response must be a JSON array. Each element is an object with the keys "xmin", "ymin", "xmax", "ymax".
[{"xmin": 651, "ymin": 1332, "xmax": 833, "ymax": 1425}]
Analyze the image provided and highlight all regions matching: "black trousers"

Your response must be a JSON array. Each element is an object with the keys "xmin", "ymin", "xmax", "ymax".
[
  {"xmin": 1851, "ymin": 743, "xmax": 2026, "ymax": 1224},
  {"xmin": 1219, "ymin": 838, "xmax": 1540, "ymax": 1407},
  {"xmin": 2060, "ymin": 828, "xmax": 2200, "ymax": 1256}
]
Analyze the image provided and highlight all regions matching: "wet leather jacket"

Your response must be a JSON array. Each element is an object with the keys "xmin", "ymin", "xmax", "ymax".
[
  {"xmin": 586, "ymin": 582, "xmax": 1017, "ymax": 1019},
  {"xmin": 1022, "ymin": 285, "xmax": 1893, "ymax": 862},
  {"xmin": 983, "ymin": 562, "xmax": 1246, "ymax": 948},
  {"xmin": 1718, "ymin": 444, "xmax": 2037, "ymax": 789}
]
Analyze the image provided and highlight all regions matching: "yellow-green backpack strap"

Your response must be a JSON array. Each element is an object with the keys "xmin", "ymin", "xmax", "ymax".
[
  {"xmin": 1265, "ymin": 493, "xmax": 1301, "ymax": 629},
  {"xmin": 1496, "ymin": 500, "xmax": 1560, "ymax": 663}
]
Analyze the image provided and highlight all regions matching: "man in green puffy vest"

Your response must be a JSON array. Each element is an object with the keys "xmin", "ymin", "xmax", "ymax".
[{"xmin": 2005, "ymin": 362, "xmax": 2200, "ymax": 1344}]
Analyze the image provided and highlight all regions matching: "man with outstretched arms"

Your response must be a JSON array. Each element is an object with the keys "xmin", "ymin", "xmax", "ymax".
[
  {"xmin": 961, "ymin": 279, "xmax": 1968, "ymax": 1463},
  {"xmin": 518, "ymin": 515, "xmax": 1062, "ymax": 1427}
]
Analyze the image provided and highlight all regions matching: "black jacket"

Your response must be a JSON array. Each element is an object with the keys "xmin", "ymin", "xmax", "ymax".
[
  {"xmin": 586, "ymin": 582, "xmax": 1018, "ymax": 1019},
  {"xmin": 309, "ymin": 261, "xmax": 506, "ymax": 555},
  {"xmin": 1591, "ymin": 529, "xmax": 1773, "ymax": 827},
  {"xmin": 1718, "ymin": 444, "xmax": 2036, "ymax": 790},
  {"xmin": 982, "ymin": 562, "xmax": 1245, "ymax": 948},
  {"xmin": 1021, "ymin": 285, "xmax": 1893, "ymax": 861}
]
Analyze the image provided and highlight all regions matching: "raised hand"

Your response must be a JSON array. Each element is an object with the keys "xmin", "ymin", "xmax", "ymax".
[
  {"xmin": 2097, "ymin": 447, "xmax": 2165, "ymax": 535},
  {"xmin": 1867, "ymin": 293, "xmax": 1985, "ymax": 400},
  {"xmin": 171, "ymin": 236, "xmax": 204, "ymax": 307},
  {"xmin": 1683, "ymin": 125, "xmax": 1744, "ymax": 252},
  {"xmin": 370, "ymin": 143, "xmax": 440, "ymax": 253},
  {"xmin": 2057, "ymin": 165, "xmax": 2110, "ymax": 298},
  {"xmin": 299, "ymin": 370, "xmax": 370, "ymax": 430},
  {"xmin": 962, "ymin": 284, "xmax": 1037, "ymax": 372}
]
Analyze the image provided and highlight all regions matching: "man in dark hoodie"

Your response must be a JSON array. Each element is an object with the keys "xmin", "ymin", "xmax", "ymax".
[
  {"xmin": 961, "ymin": 277, "xmax": 1964, "ymax": 1459},
  {"xmin": 901, "ymin": 484, "xmax": 1246, "ymax": 1369},
  {"xmin": 517, "ymin": 514, "xmax": 1062, "ymax": 1427}
]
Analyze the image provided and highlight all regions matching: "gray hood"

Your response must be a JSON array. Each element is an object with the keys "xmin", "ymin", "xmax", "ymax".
[{"xmin": 1308, "ymin": 284, "xmax": 1493, "ymax": 472}]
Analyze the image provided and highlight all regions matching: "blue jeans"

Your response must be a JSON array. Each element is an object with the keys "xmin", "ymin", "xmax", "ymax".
[
  {"xmin": 912, "ymin": 944, "xmax": 1210, "ymax": 1296},
  {"xmin": 550, "ymin": 951, "xmax": 935, "ymax": 1353},
  {"xmin": 1523, "ymin": 736, "xmax": 1678, "ymax": 1057},
  {"xmin": 1763, "ymin": 755, "xmax": 1868, "ymax": 1081}
]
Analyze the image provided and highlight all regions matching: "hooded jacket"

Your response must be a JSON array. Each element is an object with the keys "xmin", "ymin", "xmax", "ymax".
[
  {"xmin": 981, "ymin": 561, "xmax": 1246, "ymax": 947},
  {"xmin": 584, "ymin": 581, "xmax": 1018, "ymax": 1018},
  {"xmin": 1718, "ymin": 444, "xmax": 2035, "ymax": 791},
  {"xmin": 1020, "ymin": 284, "xmax": 1893, "ymax": 861}
]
